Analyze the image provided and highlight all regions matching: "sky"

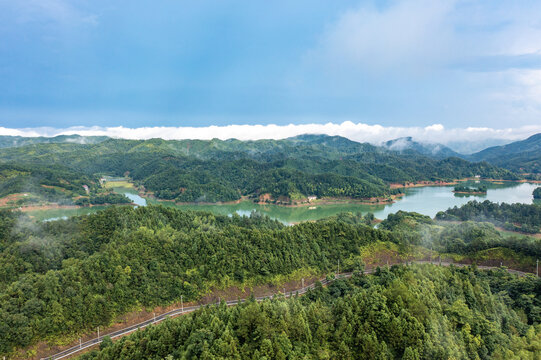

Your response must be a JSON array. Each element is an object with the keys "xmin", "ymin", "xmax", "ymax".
[{"xmin": 0, "ymin": 0, "xmax": 540, "ymax": 144}]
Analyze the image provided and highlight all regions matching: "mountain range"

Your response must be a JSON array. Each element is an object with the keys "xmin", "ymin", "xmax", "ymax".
[
  {"xmin": 0, "ymin": 133, "xmax": 523, "ymax": 204},
  {"xmin": 467, "ymin": 133, "xmax": 541, "ymax": 173},
  {"xmin": 0, "ymin": 132, "xmax": 539, "ymax": 170}
]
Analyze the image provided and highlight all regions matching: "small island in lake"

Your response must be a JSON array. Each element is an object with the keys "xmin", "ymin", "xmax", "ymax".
[{"xmin": 453, "ymin": 185, "xmax": 488, "ymax": 195}]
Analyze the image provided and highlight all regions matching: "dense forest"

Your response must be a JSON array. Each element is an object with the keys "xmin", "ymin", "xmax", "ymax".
[
  {"xmin": 0, "ymin": 135, "xmax": 518, "ymax": 204},
  {"xmin": 1, "ymin": 205, "xmax": 540, "ymax": 357},
  {"xmin": 435, "ymin": 200, "xmax": 541, "ymax": 234},
  {"xmin": 80, "ymin": 265, "xmax": 541, "ymax": 360},
  {"xmin": 0, "ymin": 206, "xmax": 393, "ymax": 354},
  {"xmin": 534, "ymin": 187, "xmax": 541, "ymax": 199}
]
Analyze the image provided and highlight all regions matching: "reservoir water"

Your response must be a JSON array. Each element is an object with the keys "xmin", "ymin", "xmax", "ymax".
[{"xmin": 29, "ymin": 181, "xmax": 540, "ymax": 223}]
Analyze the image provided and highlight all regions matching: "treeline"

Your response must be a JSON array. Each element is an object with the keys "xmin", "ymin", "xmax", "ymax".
[
  {"xmin": 0, "ymin": 206, "xmax": 395, "ymax": 354},
  {"xmin": 80, "ymin": 265, "xmax": 541, "ymax": 360},
  {"xmin": 0, "ymin": 135, "xmax": 518, "ymax": 203},
  {"xmin": 436, "ymin": 200, "xmax": 541, "ymax": 234},
  {"xmin": 534, "ymin": 187, "xmax": 541, "ymax": 199}
]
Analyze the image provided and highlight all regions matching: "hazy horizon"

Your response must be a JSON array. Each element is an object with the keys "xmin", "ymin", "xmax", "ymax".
[{"xmin": 1, "ymin": 122, "xmax": 540, "ymax": 155}]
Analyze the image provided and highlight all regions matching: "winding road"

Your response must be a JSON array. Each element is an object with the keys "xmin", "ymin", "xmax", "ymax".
[{"xmin": 40, "ymin": 261, "xmax": 534, "ymax": 360}]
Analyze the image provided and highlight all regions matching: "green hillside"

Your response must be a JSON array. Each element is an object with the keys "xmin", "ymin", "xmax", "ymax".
[
  {"xmin": 470, "ymin": 133, "xmax": 541, "ymax": 174},
  {"xmin": 0, "ymin": 135, "xmax": 518, "ymax": 204},
  {"xmin": 79, "ymin": 265, "xmax": 541, "ymax": 360},
  {"xmin": 1, "ymin": 206, "xmax": 540, "ymax": 358}
]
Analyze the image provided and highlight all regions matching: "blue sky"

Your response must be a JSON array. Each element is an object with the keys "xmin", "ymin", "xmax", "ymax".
[{"xmin": 0, "ymin": 0, "xmax": 541, "ymax": 135}]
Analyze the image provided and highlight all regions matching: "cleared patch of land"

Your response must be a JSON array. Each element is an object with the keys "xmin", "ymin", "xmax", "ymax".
[{"xmin": 103, "ymin": 180, "xmax": 134, "ymax": 189}]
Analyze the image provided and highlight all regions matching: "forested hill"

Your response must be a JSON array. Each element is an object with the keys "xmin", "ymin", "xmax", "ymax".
[
  {"xmin": 1, "ymin": 206, "xmax": 540, "ymax": 358},
  {"xmin": 79, "ymin": 265, "xmax": 541, "ymax": 360},
  {"xmin": 0, "ymin": 134, "xmax": 518, "ymax": 203},
  {"xmin": 0, "ymin": 206, "xmax": 387, "ymax": 354},
  {"xmin": 469, "ymin": 133, "xmax": 541, "ymax": 174}
]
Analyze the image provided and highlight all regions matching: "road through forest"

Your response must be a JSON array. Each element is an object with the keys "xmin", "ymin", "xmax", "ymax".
[{"xmin": 41, "ymin": 260, "xmax": 534, "ymax": 360}]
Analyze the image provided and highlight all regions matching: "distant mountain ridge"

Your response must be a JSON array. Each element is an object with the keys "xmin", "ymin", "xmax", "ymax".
[
  {"xmin": 0, "ymin": 132, "xmax": 538, "ymax": 174},
  {"xmin": 0, "ymin": 133, "xmax": 519, "ymax": 204},
  {"xmin": 469, "ymin": 133, "xmax": 541, "ymax": 173}
]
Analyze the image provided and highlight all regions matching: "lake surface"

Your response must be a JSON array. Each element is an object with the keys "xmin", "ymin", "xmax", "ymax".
[
  {"xmin": 114, "ymin": 187, "xmax": 148, "ymax": 206},
  {"xmin": 29, "ymin": 181, "xmax": 540, "ymax": 223}
]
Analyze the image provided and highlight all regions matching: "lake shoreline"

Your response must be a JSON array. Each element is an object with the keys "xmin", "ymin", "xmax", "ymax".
[
  {"xmin": 171, "ymin": 193, "xmax": 405, "ymax": 207},
  {"xmin": 12, "ymin": 180, "xmax": 540, "ymax": 223},
  {"xmin": 389, "ymin": 177, "xmax": 530, "ymax": 190},
  {"xmin": 2, "ymin": 177, "xmax": 534, "ymax": 212},
  {"xmin": 105, "ymin": 177, "xmax": 534, "ymax": 207}
]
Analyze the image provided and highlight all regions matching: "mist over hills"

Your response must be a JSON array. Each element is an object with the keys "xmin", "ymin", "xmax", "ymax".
[
  {"xmin": 0, "ymin": 131, "xmax": 538, "ymax": 161},
  {"xmin": 0, "ymin": 134, "xmax": 109, "ymax": 148},
  {"xmin": 382, "ymin": 137, "xmax": 462, "ymax": 159},
  {"xmin": 445, "ymin": 138, "xmax": 513, "ymax": 155},
  {"xmin": 0, "ymin": 132, "xmax": 539, "ymax": 165}
]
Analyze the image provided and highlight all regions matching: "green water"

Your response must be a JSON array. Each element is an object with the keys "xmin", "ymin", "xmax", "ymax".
[{"xmin": 28, "ymin": 181, "xmax": 540, "ymax": 223}]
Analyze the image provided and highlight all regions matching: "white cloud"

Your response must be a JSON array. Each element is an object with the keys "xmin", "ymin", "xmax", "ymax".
[
  {"xmin": 312, "ymin": 0, "xmax": 541, "ymax": 72},
  {"xmin": 310, "ymin": 0, "xmax": 457, "ymax": 73},
  {"xmin": 0, "ymin": 122, "xmax": 538, "ymax": 147}
]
